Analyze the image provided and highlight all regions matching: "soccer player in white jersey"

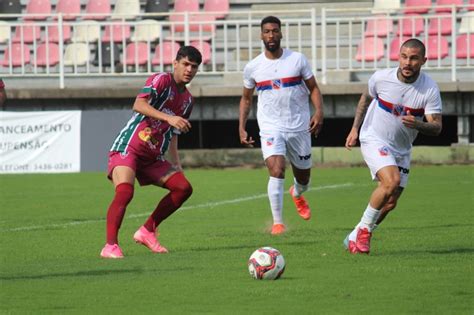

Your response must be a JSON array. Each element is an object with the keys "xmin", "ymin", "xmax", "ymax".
[
  {"xmin": 239, "ymin": 16, "xmax": 324, "ymax": 235},
  {"xmin": 344, "ymin": 38, "xmax": 443, "ymax": 254}
]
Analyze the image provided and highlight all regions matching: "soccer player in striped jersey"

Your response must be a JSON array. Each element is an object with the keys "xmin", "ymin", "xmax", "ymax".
[
  {"xmin": 238, "ymin": 16, "xmax": 324, "ymax": 235},
  {"xmin": 344, "ymin": 39, "xmax": 442, "ymax": 254},
  {"xmin": 100, "ymin": 46, "xmax": 202, "ymax": 259}
]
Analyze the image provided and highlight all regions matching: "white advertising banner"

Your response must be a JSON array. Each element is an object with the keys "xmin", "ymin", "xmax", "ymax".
[{"xmin": 0, "ymin": 111, "xmax": 81, "ymax": 174}]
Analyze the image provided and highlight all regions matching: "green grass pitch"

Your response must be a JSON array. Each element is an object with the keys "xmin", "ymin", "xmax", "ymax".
[{"xmin": 0, "ymin": 165, "xmax": 473, "ymax": 314}]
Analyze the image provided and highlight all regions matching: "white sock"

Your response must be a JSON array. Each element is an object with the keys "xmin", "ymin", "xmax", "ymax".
[
  {"xmin": 292, "ymin": 178, "xmax": 309, "ymax": 197},
  {"xmin": 359, "ymin": 203, "xmax": 381, "ymax": 232},
  {"xmin": 268, "ymin": 177, "xmax": 284, "ymax": 224}
]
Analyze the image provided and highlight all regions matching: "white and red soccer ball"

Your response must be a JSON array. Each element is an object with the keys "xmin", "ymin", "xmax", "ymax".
[{"xmin": 248, "ymin": 247, "xmax": 285, "ymax": 280}]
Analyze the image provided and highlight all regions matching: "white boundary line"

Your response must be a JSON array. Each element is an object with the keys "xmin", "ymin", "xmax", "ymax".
[{"xmin": 1, "ymin": 183, "xmax": 354, "ymax": 233}]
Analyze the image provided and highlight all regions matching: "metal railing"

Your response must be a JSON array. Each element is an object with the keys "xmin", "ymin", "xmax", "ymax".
[{"xmin": 0, "ymin": 5, "xmax": 472, "ymax": 88}]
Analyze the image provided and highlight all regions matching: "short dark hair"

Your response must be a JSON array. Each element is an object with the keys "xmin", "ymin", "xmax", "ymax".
[
  {"xmin": 401, "ymin": 38, "xmax": 426, "ymax": 57},
  {"xmin": 261, "ymin": 16, "xmax": 281, "ymax": 30},
  {"xmin": 176, "ymin": 45, "xmax": 202, "ymax": 65}
]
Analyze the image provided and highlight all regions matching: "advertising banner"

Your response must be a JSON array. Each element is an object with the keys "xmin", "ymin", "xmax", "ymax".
[{"xmin": 0, "ymin": 111, "xmax": 81, "ymax": 173}]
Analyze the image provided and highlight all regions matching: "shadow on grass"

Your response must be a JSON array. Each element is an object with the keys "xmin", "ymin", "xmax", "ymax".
[
  {"xmin": 384, "ymin": 247, "xmax": 474, "ymax": 256},
  {"xmin": 0, "ymin": 267, "xmax": 193, "ymax": 281},
  {"xmin": 186, "ymin": 239, "xmax": 319, "ymax": 253}
]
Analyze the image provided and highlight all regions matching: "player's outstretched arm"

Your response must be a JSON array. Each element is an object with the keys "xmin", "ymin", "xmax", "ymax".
[
  {"xmin": 133, "ymin": 97, "xmax": 191, "ymax": 133},
  {"xmin": 304, "ymin": 76, "xmax": 324, "ymax": 137},
  {"xmin": 402, "ymin": 112, "xmax": 442, "ymax": 136},
  {"xmin": 345, "ymin": 88, "xmax": 373, "ymax": 150},
  {"xmin": 239, "ymin": 87, "xmax": 256, "ymax": 147},
  {"xmin": 168, "ymin": 135, "xmax": 183, "ymax": 172}
]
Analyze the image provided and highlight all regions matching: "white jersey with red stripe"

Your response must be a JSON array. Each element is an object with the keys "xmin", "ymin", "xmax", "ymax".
[
  {"xmin": 360, "ymin": 67, "xmax": 442, "ymax": 155},
  {"xmin": 243, "ymin": 49, "xmax": 314, "ymax": 132}
]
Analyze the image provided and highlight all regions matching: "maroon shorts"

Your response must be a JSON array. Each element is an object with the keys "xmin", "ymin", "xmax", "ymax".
[{"xmin": 107, "ymin": 151, "xmax": 173, "ymax": 186}]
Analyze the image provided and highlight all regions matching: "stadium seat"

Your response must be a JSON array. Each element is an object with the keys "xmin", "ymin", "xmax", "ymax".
[
  {"xmin": 145, "ymin": 0, "xmax": 169, "ymax": 20},
  {"xmin": 364, "ymin": 15, "xmax": 394, "ymax": 37},
  {"xmin": 174, "ymin": 0, "xmax": 199, "ymax": 13},
  {"xmin": 63, "ymin": 42, "xmax": 90, "ymax": 66},
  {"xmin": 0, "ymin": 0, "xmax": 22, "ymax": 20},
  {"xmin": 130, "ymin": 19, "xmax": 161, "ymax": 42},
  {"xmin": 435, "ymin": 0, "xmax": 463, "ymax": 13},
  {"xmin": 35, "ymin": 42, "xmax": 60, "ymax": 67},
  {"xmin": 426, "ymin": 36, "xmax": 449, "ymax": 59},
  {"xmin": 152, "ymin": 41, "xmax": 181, "ymax": 65},
  {"xmin": 190, "ymin": 40, "xmax": 211, "ymax": 64},
  {"xmin": 170, "ymin": 14, "xmax": 216, "ymax": 33},
  {"xmin": 403, "ymin": 0, "xmax": 431, "ymax": 14},
  {"xmin": 459, "ymin": 12, "xmax": 474, "ymax": 34},
  {"xmin": 124, "ymin": 42, "xmax": 150, "ymax": 66},
  {"xmin": 1, "ymin": 43, "xmax": 31, "ymax": 67},
  {"xmin": 71, "ymin": 21, "xmax": 101, "ymax": 43},
  {"xmin": 372, "ymin": 0, "xmax": 400, "ymax": 13},
  {"xmin": 44, "ymin": 24, "xmax": 72, "ymax": 43},
  {"xmin": 396, "ymin": 14, "xmax": 425, "ymax": 36},
  {"xmin": 55, "ymin": 0, "xmax": 81, "ymax": 20},
  {"xmin": 102, "ymin": 23, "xmax": 131, "ymax": 43},
  {"xmin": 12, "ymin": 23, "xmax": 41, "ymax": 43},
  {"xmin": 94, "ymin": 43, "xmax": 120, "ymax": 67},
  {"xmin": 355, "ymin": 37, "xmax": 385, "ymax": 62},
  {"xmin": 85, "ymin": 0, "xmax": 111, "ymax": 20},
  {"xmin": 456, "ymin": 34, "xmax": 474, "ymax": 58},
  {"xmin": 428, "ymin": 14, "xmax": 452, "ymax": 35},
  {"xmin": 0, "ymin": 22, "xmax": 12, "ymax": 44},
  {"xmin": 389, "ymin": 36, "xmax": 410, "ymax": 60},
  {"xmin": 112, "ymin": 0, "xmax": 141, "ymax": 20},
  {"xmin": 469, "ymin": 0, "xmax": 474, "ymax": 11},
  {"xmin": 25, "ymin": 0, "xmax": 52, "ymax": 20},
  {"xmin": 203, "ymin": 0, "xmax": 229, "ymax": 19}
]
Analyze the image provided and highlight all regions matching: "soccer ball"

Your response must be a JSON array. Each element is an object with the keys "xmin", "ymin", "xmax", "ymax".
[{"xmin": 248, "ymin": 247, "xmax": 285, "ymax": 280}]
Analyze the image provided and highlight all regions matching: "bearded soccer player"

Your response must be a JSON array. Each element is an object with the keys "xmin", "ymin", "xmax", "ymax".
[
  {"xmin": 100, "ymin": 46, "xmax": 202, "ymax": 259},
  {"xmin": 344, "ymin": 38, "xmax": 442, "ymax": 254},
  {"xmin": 239, "ymin": 16, "xmax": 324, "ymax": 235}
]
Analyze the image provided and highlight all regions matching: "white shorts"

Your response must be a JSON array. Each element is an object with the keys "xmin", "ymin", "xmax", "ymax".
[
  {"xmin": 259, "ymin": 130, "xmax": 312, "ymax": 169},
  {"xmin": 360, "ymin": 140, "xmax": 411, "ymax": 188}
]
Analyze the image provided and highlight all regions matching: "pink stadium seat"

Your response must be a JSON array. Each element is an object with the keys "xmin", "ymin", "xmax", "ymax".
[
  {"xmin": 152, "ymin": 41, "xmax": 181, "ymax": 65},
  {"xmin": 170, "ymin": 14, "xmax": 216, "ymax": 33},
  {"xmin": 125, "ymin": 42, "xmax": 150, "ymax": 65},
  {"xmin": 456, "ymin": 34, "xmax": 474, "ymax": 58},
  {"xmin": 469, "ymin": 0, "xmax": 474, "ymax": 11},
  {"xmin": 55, "ymin": 0, "xmax": 81, "ymax": 20},
  {"xmin": 426, "ymin": 36, "xmax": 449, "ymax": 59},
  {"xmin": 1, "ymin": 43, "xmax": 31, "ymax": 67},
  {"xmin": 85, "ymin": 0, "xmax": 111, "ymax": 20},
  {"xmin": 397, "ymin": 14, "xmax": 425, "ymax": 36},
  {"xmin": 364, "ymin": 15, "xmax": 394, "ymax": 37},
  {"xmin": 404, "ymin": 0, "xmax": 431, "ymax": 14},
  {"xmin": 389, "ymin": 36, "xmax": 410, "ymax": 60},
  {"xmin": 428, "ymin": 14, "xmax": 452, "ymax": 35},
  {"xmin": 174, "ymin": 0, "xmax": 199, "ymax": 13},
  {"xmin": 190, "ymin": 40, "xmax": 211, "ymax": 64},
  {"xmin": 35, "ymin": 42, "xmax": 60, "ymax": 66},
  {"xmin": 355, "ymin": 37, "xmax": 385, "ymax": 62},
  {"xmin": 12, "ymin": 23, "xmax": 41, "ymax": 43},
  {"xmin": 435, "ymin": 0, "xmax": 463, "ymax": 13},
  {"xmin": 44, "ymin": 24, "xmax": 72, "ymax": 42},
  {"xmin": 25, "ymin": 0, "xmax": 52, "ymax": 20},
  {"xmin": 204, "ymin": 0, "xmax": 229, "ymax": 19},
  {"xmin": 102, "ymin": 23, "xmax": 131, "ymax": 43}
]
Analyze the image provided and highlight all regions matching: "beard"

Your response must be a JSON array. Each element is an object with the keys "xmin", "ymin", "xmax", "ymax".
[{"xmin": 264, "ymin": 40, "xmax": 281, "ymax": 52}]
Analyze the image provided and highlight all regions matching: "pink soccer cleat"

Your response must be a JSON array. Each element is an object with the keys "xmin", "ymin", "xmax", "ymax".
[
  {"xmin": 355, "ymin": 228, "xmax": 372, "ymax": 254},
  {"xmin": 133, "ymin": 226, "xmax": 168, "ymax": 253},
  {"xmin": 289, "ymin": 185, "xmax": 311, "ymax": 220},
  {"xmin": 343, "ymin": 233, "xmax": 359, "ymax": 254},
  {"xmin": 100, "ymin": 243, "xmax": 124, "ymax": 259},
  {"xmin": 271, "ymin": 223, "xmax": 286, "ymax": 235}
]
